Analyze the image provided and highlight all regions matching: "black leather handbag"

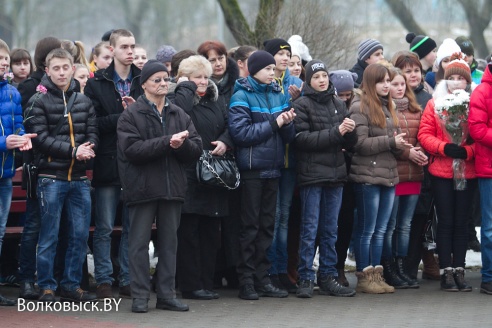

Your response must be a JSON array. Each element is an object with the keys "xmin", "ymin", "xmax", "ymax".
[{"xmin": 196, "ymin": 150, "xmax": 240, "ymax": 190}]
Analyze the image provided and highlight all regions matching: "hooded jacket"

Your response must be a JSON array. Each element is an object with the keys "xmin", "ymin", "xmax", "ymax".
[
  {"xmin": 117, "ymin": 96, "xmax": 202, "ymax": 206},
  {"xmin": 25, "ymin": 76, "xmax": 98, "ymax": 181},
  {"xmin": 0, "ymin": 79, "xmax": 24, "ymax": 179},
  {"xmin": 84, "ymin": 61, "xmax": 143, "ymax": 187},
  {"xmin": 469, "ymin": 64, "xmax": 492, "ymax": 177},
  {"xmin": 292, "ymin": 82, "xmax": 357, "ymax": 187},
  {"xmin": 228, "ymin": 76, "xmax": 295, "ymax": 179}
]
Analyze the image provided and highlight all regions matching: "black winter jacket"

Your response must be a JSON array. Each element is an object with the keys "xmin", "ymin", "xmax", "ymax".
[
  {"xmin": 174, "ymin": 80, "xmax": 234, "ymax": 217},
  {"xmin": 293, "ymin": 83, "xmax": 357, "ymax": 187},
  {"xmin": 84, "ymin": 62, "xmax": 143, "ymax": 187},
  {"xmin": 117, "ymin": 96, "xmax": 202, "ymax": 206},
  {"xmin": 213, "ymin": 57, "xmax": 240, "ymax": 110},
  {"xmin": 25, "ymin": 76, "xmax": 98, "ymax": 181},
  {"xmin": 350, "ymin": 59, "xmax": 368, "ymax": 88}
]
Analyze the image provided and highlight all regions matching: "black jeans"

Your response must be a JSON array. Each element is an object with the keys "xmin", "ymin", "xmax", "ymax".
[
  {"xmin": 177, "ymin": 214, "xmax": 221, "ymax": 292},
  {"xmin": 335, "ymin": 182, "xmax": 356, "ymax": 270},
  {"xmin": 430, "ymin": 175, "xmax": 477, "ymax": 269},
  {"xmin": 236, "ymin": 178, "xmax": 279, "ymax": 287}
]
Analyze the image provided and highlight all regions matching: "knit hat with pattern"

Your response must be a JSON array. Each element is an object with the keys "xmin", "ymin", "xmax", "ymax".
[
  {"xmin": 444, "ymin": 54, "xmax": 471, "ymax": 84},
  {"xmin": 358, "ymin": 38, "xmax": 383, "ymax": 61}
]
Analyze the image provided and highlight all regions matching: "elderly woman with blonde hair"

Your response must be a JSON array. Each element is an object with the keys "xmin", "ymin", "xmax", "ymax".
[{"xmin": 173, "ymin": 55, "xmax": 234, "ymax": 300}]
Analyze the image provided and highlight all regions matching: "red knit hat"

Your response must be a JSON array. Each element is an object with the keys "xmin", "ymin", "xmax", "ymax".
[{"xmin": 444, "ymin": 52, "xmax": 471, "ymax": 84}]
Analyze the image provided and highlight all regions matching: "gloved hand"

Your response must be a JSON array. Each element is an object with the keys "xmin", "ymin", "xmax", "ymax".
[{"xmin": 443, "ymin": 143, "xmax": 467, "ymax": 159}]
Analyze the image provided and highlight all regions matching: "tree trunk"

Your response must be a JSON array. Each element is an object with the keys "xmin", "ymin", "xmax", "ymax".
[
  {"xmin": 217, "ymin": 0, "xmax": 284, "ymax": 47},
  {"xmin": 383, "ymin": 0, "xmax": 426, "ymax": 36}
]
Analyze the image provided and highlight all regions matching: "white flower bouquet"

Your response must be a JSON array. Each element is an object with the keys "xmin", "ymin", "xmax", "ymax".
[{"xmin": 434, "ymin": 89, "xmax": 470, "ymax": 190}]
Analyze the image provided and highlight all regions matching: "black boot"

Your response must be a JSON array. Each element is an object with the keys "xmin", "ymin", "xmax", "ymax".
[
  {"xmin": 453, "ymin": 267, "xmax": 472, "ymax": 292},
  {"xmin": 381, "ymin": 258, "xmax": 408, "ymax": 289},
  {"xmin": 395, "ymin": 257, "xmax": 419, "ymax": 289},
  {"xmin": 440, "ymin": 268, "xmax": 459, "ymax": 292}
]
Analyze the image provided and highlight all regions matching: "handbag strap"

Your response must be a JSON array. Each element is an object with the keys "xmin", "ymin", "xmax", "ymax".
[{"xmin": 201, "ymin": 152, "xmax": 240, "ymax": 190}]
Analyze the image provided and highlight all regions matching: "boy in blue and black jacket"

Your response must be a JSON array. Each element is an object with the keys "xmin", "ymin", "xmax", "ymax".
[{"xmin": 228, "ymin": 50, "xmax": 295, "ymax": 300}]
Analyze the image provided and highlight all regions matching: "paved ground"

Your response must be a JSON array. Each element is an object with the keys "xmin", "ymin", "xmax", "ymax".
[{"xmin": 1, "ymin": 271, "xmax": 491, "ymax": 328}]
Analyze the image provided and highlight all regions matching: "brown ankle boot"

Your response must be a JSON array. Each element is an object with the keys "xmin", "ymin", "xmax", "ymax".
[
  {"xmin": 422, "ymin": 249, "xmax": 440, "ymax": 280},
  {"xmin": 373, "ymin": 265, "xmax": 395, "ymax": 293},
  {"xmin": 355, "ymin": 266, "xmax": 385, "ymax": 294}
]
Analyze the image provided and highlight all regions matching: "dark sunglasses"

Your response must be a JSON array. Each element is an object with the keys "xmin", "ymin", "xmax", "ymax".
[{"xmin": 150, "ymin": 77, "xmax": 171, "ymax": 83}]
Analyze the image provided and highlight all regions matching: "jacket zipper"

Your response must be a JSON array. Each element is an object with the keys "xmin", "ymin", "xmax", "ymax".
[
  {"xmin": 264, "ymin": 88, "xmax": 278, "ymax": 170},
  {"xmin": 67, "ymin": 112, "xmax": 75, "ymax": 181},
  {"xmin": 0, "ymin": 118, "xmax": 4, "ymax": 178}
]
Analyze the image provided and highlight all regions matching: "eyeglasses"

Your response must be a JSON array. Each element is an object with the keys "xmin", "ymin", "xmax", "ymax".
[{"xmin": 150, "ymin": 77, "xmax": 171, "ymax": 83}]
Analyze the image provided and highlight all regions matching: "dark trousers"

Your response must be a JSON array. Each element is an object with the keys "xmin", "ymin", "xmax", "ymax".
[
  {"xmin": 431, "ymin": 175, "xmax": 477, "ymax": 269},
  {"xmin": 129, "ymin": 200, "xmax": 181, "ymax": 300},
  {"xmin": 237, "ymin": 178, "xmax": 279, "ymax": 287},
  {"xmin": 335, "ymin": 182, "xmax": 356, "ymax": 270},
  {"xmin": 177, "ymin": 214, "xmax": 221, "ymax": 292}
]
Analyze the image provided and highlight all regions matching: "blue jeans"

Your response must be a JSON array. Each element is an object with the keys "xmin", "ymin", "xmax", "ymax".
[
  {"xmin": 93, "ymin": 186, "xmax": 130, "ymax": 286},
  {"xmin": 18, "ymin": 197, "xmax": 41, "ymax": 283},
  {"xmin": 36, "ymin": 178, "xmax": 91, "ymax": 291},
  {"xmin": 0, "ymin": 178, "xmax": 12, "ymax": 253},
  {"xmin": 298, "ymin": 185, "xmax": 342, "ymax": 280},
  {"xmin": 268, "ymin": 168, "xmax": 296, "ymax": 275},
  {"xmin": 354, "ymin": 183, "xmax": 395, "ymax": 272},
  {"xmin": 479, "ymin": 178, "xmax": 492, "ymax": 282},
  {"xmin": 382, "ymin": 194, "xmax": 419, "ymax": 259}
]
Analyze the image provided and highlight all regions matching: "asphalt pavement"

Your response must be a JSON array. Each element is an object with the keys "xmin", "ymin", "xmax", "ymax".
[{"xmin": 1, "ymin": 270, "xmax": 491, "ymax": 328}]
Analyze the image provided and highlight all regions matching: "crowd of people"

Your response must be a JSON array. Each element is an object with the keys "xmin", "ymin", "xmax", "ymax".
[{"xmin": 0, "ymin": 28, "xmax": 491, "ymax": 314}]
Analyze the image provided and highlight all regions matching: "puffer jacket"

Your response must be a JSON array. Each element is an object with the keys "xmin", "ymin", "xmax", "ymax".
[
  {"xmin": 173, "ymin": 79, "xmax": 233, "ymax": 217},
  {"xmin": 0, "ymin": 79, "xmax": 24, "ymax": 179},
  {"xmin": 418, "ymin": 96, "xmax": 475, "ymax": 179},
  {"xmin": 349, "ymin": 96, "xmax": 402, "ymax": 187},
  {"xmin": 293, "ymin": 82, "xmax": 357, "ymax": 187},
  {"xmin": 228, "ymin": 76, "xmax": 295, "ymax": 179},
  {"xmin": 84, "ymin": 61, "xmax": 143, "ymax": 187},
  {"xmin": 25, "ymin": 76, "xmax": 98, "ymax": 181},
  {"xmin": 394, "ymin": 98, "xmax": 423, "ymax": 183},
  {"xmin": 117, "ymin": 96, "xmax": 202, "ymax": 206},
  {"xmin": 469, "ymin": 64, "xmax": 492, "ymax": 177}
]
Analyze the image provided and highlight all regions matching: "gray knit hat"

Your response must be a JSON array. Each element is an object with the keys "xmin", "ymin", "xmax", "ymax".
[
  {"xmin": 156, "ymin": 45, "xmax": 177, "ymax": 63},
  {"xmin": 329, "ymin": 70, "xmax": 358, "ymax": 93},
  {"xmin": 358, "ymin": 38, "xmax": 383, "ymax": 61}
]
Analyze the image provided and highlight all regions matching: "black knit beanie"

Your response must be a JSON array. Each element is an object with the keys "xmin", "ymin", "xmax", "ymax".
[
  {"xmin": 406, "ymin": 32, "xmax": 437, "ymax": 59},
  {"xmin": 263, "ymin": 38, "xmax": 291, "ymax": 57},
  {"xmin": 455, "ymin": 36, "xmax": 475, "ymax": 57},
  {"xmin": 305, "ymin": 60, "xmax": 328, "ymax": 86},
  {"xmin": 247, "ymin": 50, "xmax": 276, "ymax": 77},
  {"xmin": 140, "ymin": 59, "xmax": 168, "ymax": 85}
]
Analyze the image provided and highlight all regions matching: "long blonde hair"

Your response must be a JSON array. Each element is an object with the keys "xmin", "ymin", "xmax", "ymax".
[{"xmin": 360, "ymin": 63, "xmax": 398, "ymax": 128}]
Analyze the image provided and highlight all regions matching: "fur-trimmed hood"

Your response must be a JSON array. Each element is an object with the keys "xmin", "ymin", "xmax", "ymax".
[
  {"xmin": 194, "ymin": 79, "xmax": 219, "ymax": 105},
  {"xmin": 432, "ymin": 79, "xmax": 476, "ymax": 100}
]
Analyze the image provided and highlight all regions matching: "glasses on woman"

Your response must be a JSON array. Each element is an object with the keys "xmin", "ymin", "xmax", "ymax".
[{"xmin": 150, "ymin": 77, "xmax": 171, "ymax": 83}]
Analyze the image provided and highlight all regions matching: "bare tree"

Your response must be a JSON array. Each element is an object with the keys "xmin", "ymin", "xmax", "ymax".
[
  {"xmin": 217, "ymin": 0, "xmax": 284, "ymax": 47},
  {"xmin": 276, "ymin": 0, "xmax": 357, "ymax": 70}
]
